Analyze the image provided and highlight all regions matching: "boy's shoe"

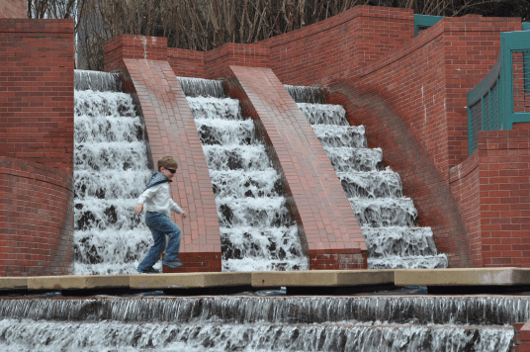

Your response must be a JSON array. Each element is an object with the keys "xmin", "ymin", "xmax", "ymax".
[
  {"xmin": 163, "ymin": 260, "xmax": 183, "ymax": 268},
  {"xmin": 136, "ymin": 266, "xmax": 160, "ymax": 274}
]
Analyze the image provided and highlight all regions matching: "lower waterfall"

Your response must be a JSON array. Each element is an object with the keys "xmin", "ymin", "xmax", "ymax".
[{"xmin": 0, "ymin": 296, "xmax": 520, "ymax": 351}]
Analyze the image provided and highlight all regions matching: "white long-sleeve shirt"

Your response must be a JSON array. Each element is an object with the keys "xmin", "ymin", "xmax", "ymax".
[{"xmin": 137, "ymin": 182, "xmax": 182, "ymax": 217}]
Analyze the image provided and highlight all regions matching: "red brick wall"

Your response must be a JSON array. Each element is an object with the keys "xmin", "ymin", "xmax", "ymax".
[
  {"xmin": 0, "ymin": 19, "xmax": 74, "ymax": 174},
  {"xmin": 122, "ymin": 59, "xmax": 222, "ymax": 272},
  {"xmin": 338, "ymin": 16, "xmax": 520, "ymax": 267},
  {"xmin": 168, "ymin": 43, "xmax": 269, "ymax": 79},
  {"xmin": 168, "ymin": 48, "xmax": 205, "ymax": 78},
  {"xmin": 167, "ymin": 6, "xmax": 415, "ymax": 84},
  {"xmin": 0, "ymin": 0, "xmax": 26, "ymax": 18},
  {"xmin": 104, "ymin": 35, "xmax": 168, "ymax": 73},
  {"xmin": 448, "ymin": 153, "xmax": 482, "ymax": 266},
  {"xmin": 448, "ymin": 130, "xmax": 530, "ymax": 268},
  {"xmin": 204, "ymin": 44, "xmax": 270, "ymax": 79},
  {"xmin": 266, "ymin": 6, "xmax": 414, "ymax": 86},
  {"xmin": 441, "ymin": 15, "xmax": 521, "ymax": 168},
  {"xmin": 0, "ymin": 157, "xmax": 73, "ymax": 276},
  {"xmin": 0, "ymin": 19, "xmax": 74, "ymax": 276},
  {"xmin": 227, "ymin": 65, "xmax": 366, "ymax": 269},
  {"xmin": 476, "ymin": 130, "xmax": 530, "ymax": 267},
  {"xmin": 265, "ymin": 11, "xmax": 518, "ymax": 176}
]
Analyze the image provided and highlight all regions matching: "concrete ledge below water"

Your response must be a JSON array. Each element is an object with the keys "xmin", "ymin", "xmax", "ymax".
[
  {"xmin": 395, "ymin": 268, "xmax": 530, "ymax": 294},
  {"xmin": 252, "ymin": 270, "xmax": 394, "ymax": 287},
  {"xmin": 28, "ymin": 275, "xmax": 130, "ymax": 291},
  {"xmin": 0, "ymin": 268, "xmax": 529, "ymax": 295},
  {"xmin": 129, "ymin": 272, "xmax": 252, "ymax": 290},
  {"xmin": 0, "ymin": 270, "xmax": 393, "ymax": 294}
]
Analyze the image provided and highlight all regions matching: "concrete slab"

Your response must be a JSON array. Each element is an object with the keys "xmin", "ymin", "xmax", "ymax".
[
  {"xmin": 0, "ymin": 277, "xmax": 28, "ymax": 290},
  {"xmin": 28, "ymin": 275, "xmax": 129, "ymax": 290},
  {"xmin": 395, "ymin": 268, "xmax": 530, "ymax": 286},
  {"xmin": 252, "ymin": 270, "xmax": 394, "ymax": 288},
  {"xmin": 5, "ymin": 268, "xmax": 529, "ymax": 294},
  {"xmin": 129, "ymin": 272, "xmax": 252, "ymax": 290}
]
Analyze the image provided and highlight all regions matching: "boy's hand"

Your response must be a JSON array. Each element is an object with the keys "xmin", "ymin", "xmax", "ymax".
[
  {"xmin": 134, "ymin": 203, "xmax": 143, "ymax": 215},
  {"xmin": 181, "ymin": 211, "xmax": 187, "ymax": 219}
]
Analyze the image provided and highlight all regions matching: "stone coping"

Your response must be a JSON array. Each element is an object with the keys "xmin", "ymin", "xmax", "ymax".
[
  {"xmin": 28, "ymin": 275, "xmax": 130, "ymax": 290},
  {"xmin": 394, "ymin": 268, "xmax": 530, "ymax": 286},
  {"xmin": 1, "ymin": 268, "xmax": 529, "ymax": 292},
  {"xmin": 0, "ymin": 277, "xmax": 28, "ymax": 290},
  {"xmin": 129, "ymin": 272, "xmax": 252, "ymax": 290},
  {"xmin": 252, "ymin": 270, "xmax": 394, "ymax": 287},
  {"xmin": 0, "ymin": 271, "xmax": 392, "ymax": 291}
]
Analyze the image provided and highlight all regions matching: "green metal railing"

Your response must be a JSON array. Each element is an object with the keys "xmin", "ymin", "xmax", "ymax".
[{"xmin": 467, "ymin": 30, "xmax": 530, "ymax": 155}]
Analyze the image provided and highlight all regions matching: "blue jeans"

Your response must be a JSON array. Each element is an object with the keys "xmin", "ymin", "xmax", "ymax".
[{"xmin": 138, "ymin": 212, "xmax": 181, "ymax": 270}]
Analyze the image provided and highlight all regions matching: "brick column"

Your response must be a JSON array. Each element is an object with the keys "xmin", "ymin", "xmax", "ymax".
[
  {"xmin": 0, "ymin": 19, "xmax": 74, "ymax": 276},
  {"xmin": 227, "ymin": 65, "xmax": 367, "ymax": 269},
  {"xmin": 0, "ymin": 19, "xmax": 74, "ymax": 174},
  {"xmin": 475, "ymin": 130, "xmax": 530, "ymax": 267}
]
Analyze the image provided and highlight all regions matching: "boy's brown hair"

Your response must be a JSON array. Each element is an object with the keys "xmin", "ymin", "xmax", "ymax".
[{"xmin": 157, "ymin": 156, "xmax": 178, "ymax": 171}]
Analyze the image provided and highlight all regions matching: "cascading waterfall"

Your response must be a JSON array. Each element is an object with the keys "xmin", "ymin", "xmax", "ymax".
[
  {"xmin": 0, "ymin": 319, "xmax": 513, "ymax": 352},
  {"xmin": 73, "ymin": 70, "xmax": 153, "ymax": 275},
  {"xmin": 0, "ymin": 296, "xmax": 518, "ymax": 351},
  {"xmin": 0, "ymin": 72, "xmax": 519, "ymax": 352},
  {"xmin": 287, "ymin": 86, "xmax": 448, "ymax": 269},
  {"xmin": 1, "ymin": 296, "xmax": 530, "ymax": 325},
  {"xmin": 179, "ymin": 77, "xmax": 308, "ymax": 272}
]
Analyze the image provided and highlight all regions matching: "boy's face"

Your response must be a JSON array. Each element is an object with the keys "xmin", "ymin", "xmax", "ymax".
[{"xmin": 160, "ymin": 166, "xmax": 176, "ymax": 180}]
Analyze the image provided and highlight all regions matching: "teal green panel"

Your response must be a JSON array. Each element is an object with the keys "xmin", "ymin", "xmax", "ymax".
[
  {"xmin": 524, "ymin": 50, "xmax": 530, "ymax": 93},
  {"xmin": 500, "ymin": 31, "xmax": 530, "ymax": 129},
  {"xmin": 414, "ymin": 14, "xmax": 443, "ymax": 37}
]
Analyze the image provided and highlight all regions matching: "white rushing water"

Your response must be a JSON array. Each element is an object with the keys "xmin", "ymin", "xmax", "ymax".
[
  {"xmin": 0, "ymin": 318, "xmax": 514, "ymax": 352},
  {"xmin": 0, "ymin": 296, "xmax": 522, "ymax": 352},
  {"xmin": 180, "ymin": 77, "xmax": 308, "ymax": 272},
  {"xmin": 291, "ymin": 90, "xmax": 447, "ymax": 269},
  {"xmin": 2, "ymin": 296, "xmax": 530, "ymax": 325},
  {"xmin": 73, "ymin": 75, "xmax": 153, "ymax": 275},
  {"xmin": 74, "ymin": 69, "xmax": 123, "ymax": 92}
]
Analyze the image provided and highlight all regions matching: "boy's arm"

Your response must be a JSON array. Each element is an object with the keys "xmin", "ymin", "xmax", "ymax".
[
  {"xmin": 169, "ymin": 199, "xmax": 183, "ymax": 214},
  {"xmin": 134, "ymin": 185, "xmax": 159, "ymax": 215},
  {"xmin": 170, "ymin": 199, "xmax": 187, "ymax": 218}
]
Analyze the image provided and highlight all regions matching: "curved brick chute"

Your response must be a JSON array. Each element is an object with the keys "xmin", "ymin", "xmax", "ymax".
[
  {"xmin": 227, "ymin": 65, "xmax": 367, "ymax": 270},
  {"xmin": 122, "ymin": 59, "xmax": 222, "ymax": 272}
]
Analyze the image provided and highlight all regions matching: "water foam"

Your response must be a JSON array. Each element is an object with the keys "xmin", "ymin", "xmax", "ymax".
[
  {"xmin": 0, "ymin": 318, "xmax": 513, "ymax": 352},
  {"xmin": 183, "ymin": 79, "xmax": 308, "ymax": 271},
  {"xmin": 295, "ymin": 94, "xmax": 447, "ymax": 269},
  {"xmin": 73, "ymin": 83, "xmax": 153, "ymax": 275}
]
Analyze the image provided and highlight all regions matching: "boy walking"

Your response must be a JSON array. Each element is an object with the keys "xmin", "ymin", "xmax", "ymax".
[{"xmin": 134, "ymin": 156, "xmax": 187, "ymax": 273}]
